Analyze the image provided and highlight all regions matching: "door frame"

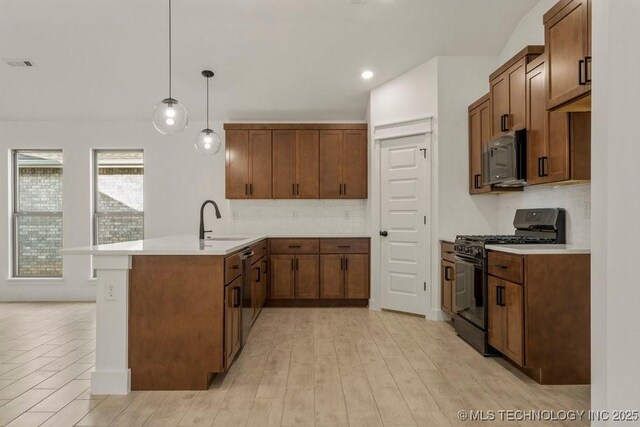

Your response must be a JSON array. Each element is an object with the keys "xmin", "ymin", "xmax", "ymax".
[{"xmin": 369, "ymin": 116, "xmax": 435, "ymax": 318}]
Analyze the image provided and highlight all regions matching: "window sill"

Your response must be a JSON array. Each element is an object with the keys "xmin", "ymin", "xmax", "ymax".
[{"xmin": 6, "ymin": 277, "xmax": 64, "ymax": 286}]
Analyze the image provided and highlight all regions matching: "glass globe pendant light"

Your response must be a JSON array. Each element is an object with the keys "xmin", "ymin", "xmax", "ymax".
[
  {"xmin": 153, "ymin": 0, "xmax": 188, "ymax": 134},
  {"xmin": 194, "ymin": 70, "xmax": 221, "ymax": 155}
]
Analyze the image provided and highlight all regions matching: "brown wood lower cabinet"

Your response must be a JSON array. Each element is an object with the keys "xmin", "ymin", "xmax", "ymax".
[
  {"xmin": 224, "ymin": 276, "xmax": 242, "ymax": 368},
  {"xmin": 269, "ymin": 238, "xmax": 370, "ymax": 305},
  {"xmin": 440, "ymin": 241, "xmax": 456, "ymax": 315},
  {"xmin": 487, "ymin": 250, "xmax": 590, "ymax": 384},
  {"xmin": 488, "ymin": 276, "xmax": 524, "ymax": 366}
]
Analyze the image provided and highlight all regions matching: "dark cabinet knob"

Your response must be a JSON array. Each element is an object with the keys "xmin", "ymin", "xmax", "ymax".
[{"xmin": 380, "ymin": 231, "xmax": 388, "ymax": 237}]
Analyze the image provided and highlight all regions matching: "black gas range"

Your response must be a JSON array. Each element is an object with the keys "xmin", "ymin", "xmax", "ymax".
[{"xmin": 452, "ymin": 208, "xmax": 566, "ymax": 355}]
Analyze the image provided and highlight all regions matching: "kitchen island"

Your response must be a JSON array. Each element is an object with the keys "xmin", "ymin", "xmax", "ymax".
[
  {"xmin": 62, "ymin": 233, "xmax": 371, "ymax": 394},
  {"xmin": 62, "ymin": 235, "xmax": 268, "ymax": 394}
]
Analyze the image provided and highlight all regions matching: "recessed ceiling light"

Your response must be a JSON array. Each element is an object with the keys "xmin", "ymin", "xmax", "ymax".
[{"xmin": 361, "ymin": 70, "xmax": 374, "ymax": 80}]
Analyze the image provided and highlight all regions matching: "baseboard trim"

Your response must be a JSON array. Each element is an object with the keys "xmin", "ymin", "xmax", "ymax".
[{"xmin": 91, "ymin": 369, "xmax": 131, "ymax": 395}]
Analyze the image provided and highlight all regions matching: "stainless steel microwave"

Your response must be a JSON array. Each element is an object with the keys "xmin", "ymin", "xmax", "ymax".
[{"xmin": 482, "ymin": 129, "xmax": 527, "ymax": 187}]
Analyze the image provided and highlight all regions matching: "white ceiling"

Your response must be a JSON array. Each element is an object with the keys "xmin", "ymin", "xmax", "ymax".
[{"xmin": 0, "ymin": 0, "xmax": 537, "ymax": 121}]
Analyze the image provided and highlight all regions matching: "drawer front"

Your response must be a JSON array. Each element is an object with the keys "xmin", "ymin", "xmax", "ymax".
[
  {"xmin": 270, "ymin": 238, "xmax": 319, "ymax": 254},
  {"xmin": 225, "ymin": 252, "xmax": 242, "ymax": 284},
  {"xmin": 320, "ymin": 238, "xmax": 369, "ymax": 254},
  {"xmin": 488, "ymin": 251, "xmax": 524, "ymax": 284},
  {"xmin": 441, "ymin": 241, "xmax": 456, "ymax": 263},
  {"xmin": 249, "ymin": 240, "xmax": 267, "ymax": 265}
]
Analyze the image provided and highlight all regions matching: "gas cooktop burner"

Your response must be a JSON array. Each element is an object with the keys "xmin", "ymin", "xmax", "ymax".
[{"xmin": 455, "ymin": 235, "xmax": 557, "ymax": 245}]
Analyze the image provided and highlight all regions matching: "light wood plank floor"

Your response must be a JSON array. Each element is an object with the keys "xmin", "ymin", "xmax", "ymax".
[{"xmin": 0, "ymin": 303, "xmax": 590, "ymax": 426}]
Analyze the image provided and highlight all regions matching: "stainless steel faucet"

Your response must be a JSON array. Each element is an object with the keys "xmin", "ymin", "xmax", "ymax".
[{"xmin": 199, "ymin": 200, "xmax": 221, "ymax": 240}]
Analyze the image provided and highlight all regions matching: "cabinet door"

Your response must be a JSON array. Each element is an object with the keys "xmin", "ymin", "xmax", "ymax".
[
  {"xmin": 345, "ymin": 254, "xmax": 369, "ymax": 299},
  {"xmin": 296, "ymin": 130, "xmax": 319, "ymax": 198},
  {"xmin": 224, "ymin": 278, "xmax": 241, "ymax": 367},
  {"xmin": 526, "ymin": 61, "xmax": 550, "ymax": 186},
  {"xmin": 545, "ymin": 0, "xmax": 591, "ymax": 110},
  {"xmin": 295, "ymin": 255, "xmax": 319, "ymax": 299},
  {"xmin": 320, "ymin": 255, "xmax": 344, "ymax": 299},
  {"xmin": 251, "ymin": 264, "xmax": 262, "ymax": 320},
  {"xmin": 261, "ymin": 259, "xmax": 268, "ymax": 307},
  {"xmin": 490, "ymin": 74, "xmax": 509, "ymax": 138},
  {"xmin": 249, "ymin": 130, "xmax": 272, "ymax": 198},
  {"xmin": 270, "ymin": 255, "xmax": 295, "ymax": 299},
  {"xmin": 342, "ymin": 130, "xmax": 367, "ymax": 198},
  {"xmin": 319, "ymin": 130, "xmax": 343, "ymax": 198},
  {"xmin": 508, "ymin": 60, "xmax": 527, "ymax": 132},
  {"xmin": 503, "ymin": 281, "xmax": 524, "ymax": 366},
  {"xmin": 527, "ymin": 59, "xmax": 571, "ymax": 185},
  {"xmin": 272, "ymin": 130, "xmax": 296, "ymax": 199},
  {"xmin": 225, "ymin": 130, "xmax": 250, "ymax": 199},
  {"xmin": 441, "ymin": 260, "xmax": 452, "ymax": 314},
  {"xmin": 469, "ymin": 98, "xmax": 492, "ymax": 194},
  {"xmin": 488, "ymin": 276, "xmax": 506, "ymax": 353}
]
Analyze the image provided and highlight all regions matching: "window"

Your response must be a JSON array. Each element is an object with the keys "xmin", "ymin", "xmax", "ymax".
[
  {"xmin": 12, "ymin": 150, "xmax": 64, "ymax": 278},
  {"xmin": 93, "ymin": 150, "xmax": 144, "ymax": 246}
]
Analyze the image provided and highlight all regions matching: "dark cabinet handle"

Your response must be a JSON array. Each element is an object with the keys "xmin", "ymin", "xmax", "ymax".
[
  {"xmin": 380, "ymin": 231, "xmax": 388, "ymax": 237},
  {"xmin": 494, "ymin": 264, "xmax": 508, "ymax": 270},
  {"xmin": 245, "ymin": 183, "xmax": 248, "ymax": 196},
  {"xmin": 291, "ymin": 258, "xmax": 294, "ymax": 271},
  {"xmin": 496, "ymin": 285, "xmax": 506, "ymax": 307},
  {"xmin": 474, "ymin": 174, "xmax": 482, "ymax": 189},
  {"xmin": 500, "ymin": 286, "xmax": 506, "ymax": 307},
  {"xmin": 496, "ymin": 285, "xmax": 501, "ymax": 306},
  {"xmin": 338, "ymin": 245, "xmax": 351, "ymax": 249},
  {"xmin": 255, "ymin": 266, "xmax": 261, "ymax": 282},
  {"xmin": 541, "ymin": 156, "xmax": 548, "ymax": 177},
  {"xmin": 500, "ymin": 114, "xmax": 509, "ymax": 132},
  {"xmin": 579, "ymin": 59, "xmax": 586, "ymax": 85},
  {"xmin": 288, "ymin": 245, "xmax": 301, "ymax": 249},
  {"xmin": 293, "ymin": 183, "xmax": 296, "ymax": 196},
  {"xmin": 538, "ymin": 157, "xmax": 542, "ymax": 177},
  {"xmin": 231, "ymin": 265, "xmax": 240, "ymax": 270},
  {"xmin": 584, "ymin": 56, "xmax": 592, "ymax": 84},
  {"xmin": 233, "ymin": 286, "xmax": 241, "ymax": 308},
  {"xmin": 444, "ymin": 266, "xmax": 452, "ymax": 281}
]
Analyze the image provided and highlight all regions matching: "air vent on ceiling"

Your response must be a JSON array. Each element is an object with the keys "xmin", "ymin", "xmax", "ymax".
[
  {"xmin": 4, "ymin": 59, "xmax": 34, "ymax": 67},
  {"xmin": 351, "ymin": 0, "xmax": 368, "ymax": 4}
]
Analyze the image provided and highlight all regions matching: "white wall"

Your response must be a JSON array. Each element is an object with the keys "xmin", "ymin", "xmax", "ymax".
[
  {"xmin": 495, "ymin": 0, "xmax": 591, "ymax": 245},
  {"xmin": 0, "ymin": 120, "xmax": 368, "ymax": 301},
  {"xmin": 591, "ymin": 0, "xmax": 640, "ymax": 418},
  {"xmin": 498, "ymin": 0, "xmax": 557, "ymax": 64},
  {"xmin": 369, "ymin": 56, "xmax": 499, "ymax": 319}
]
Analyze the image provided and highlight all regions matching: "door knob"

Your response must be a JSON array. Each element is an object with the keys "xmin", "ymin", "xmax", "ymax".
[{"xmin": 380, "ymin": 231, "xmax": 388, "ymax": 237}]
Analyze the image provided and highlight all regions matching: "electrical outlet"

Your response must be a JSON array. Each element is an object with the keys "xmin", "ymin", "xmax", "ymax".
[{"xmin": 105, "ymin": 283, "xmax": 116, "ymax": 300}]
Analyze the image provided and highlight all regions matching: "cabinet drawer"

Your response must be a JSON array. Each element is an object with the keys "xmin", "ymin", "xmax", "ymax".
[
  {"xmin": 488, "ymin": 251, "xmax": 524, "ymax": 284},
  {"xmin": 270, "ymin": 239, "xmax": 319, "ymax": 254},
  {"xmin": 249, "ymin": 240, "xmax": 267, "ymax": 265},
  {"xmin": 320, "ymin": 238, "xmax": 369, "ymax": 254},
  {"xmin": 441, "ymin": 241, "xmax": 456, "ymax": 263},
  {"xmin": 224, "ymin": 252, "xmax": 242, "ymax": 284}
]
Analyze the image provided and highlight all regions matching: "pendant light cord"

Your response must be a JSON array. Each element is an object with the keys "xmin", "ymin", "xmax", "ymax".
[
  {"xmin": 206, "ymin": 77, "xmax": 210, "ymax": 129},
  {"xmin": 168, "ymin": 0, "xmax": 172, "ymax": 99}
]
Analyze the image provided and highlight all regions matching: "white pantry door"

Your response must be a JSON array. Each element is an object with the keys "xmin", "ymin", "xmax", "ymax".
[{"xmin": 380, "ymin": 135, "xmax": 430, "ymax": 315}]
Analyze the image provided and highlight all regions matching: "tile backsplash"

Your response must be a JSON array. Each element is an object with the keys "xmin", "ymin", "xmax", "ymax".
[
  {"xmin": 497, "ymin": 183, "xmax": 591, "ymax": 246},
  {"xmin": 229, "ymin": 200, "xmax": 369, "ymax": 235}
]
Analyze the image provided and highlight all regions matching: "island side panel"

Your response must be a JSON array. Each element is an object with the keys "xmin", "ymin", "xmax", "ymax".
[
  {"xmin": 128, "ymin": 255, "xmax": 225, "ymax": 390},
  {"xmin": 525, "ymin": 254, "xmax": 591, "ymax": 385}
]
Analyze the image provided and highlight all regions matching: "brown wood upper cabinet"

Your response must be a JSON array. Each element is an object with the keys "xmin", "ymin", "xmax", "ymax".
[
  {"xmin": 468, "ymin": 94, "xmax": 492, "ymax": 194},
  {"xmin": 319, "ymin": 130, "xmax": 368, "ymax": 199},
  {"xmin": 544, "ymin": 0, "xmax": 591, "ymax": 111},
  {"xmin": 489, "ymin": 46, "xmax": 544, "ymax": 139},
  {"xmin": 272, "ymin": 130, "xmax": 320, "ymax": 199},
  {"xmin": 526, "ymin": 55, "xmax": 591, "ymax": 185},
  {"xmin": 225, "ymin": 130, "xmax": 272, "ymax": 199}
]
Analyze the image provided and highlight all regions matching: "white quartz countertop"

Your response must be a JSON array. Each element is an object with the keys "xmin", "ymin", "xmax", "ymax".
[
  {"xmin": 61, "ymin": 234, "xmax": 371, "ymax": 256},
  {"xmin": 485, "ymin": 244, "xmax": 591, "ymax": 255}
]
